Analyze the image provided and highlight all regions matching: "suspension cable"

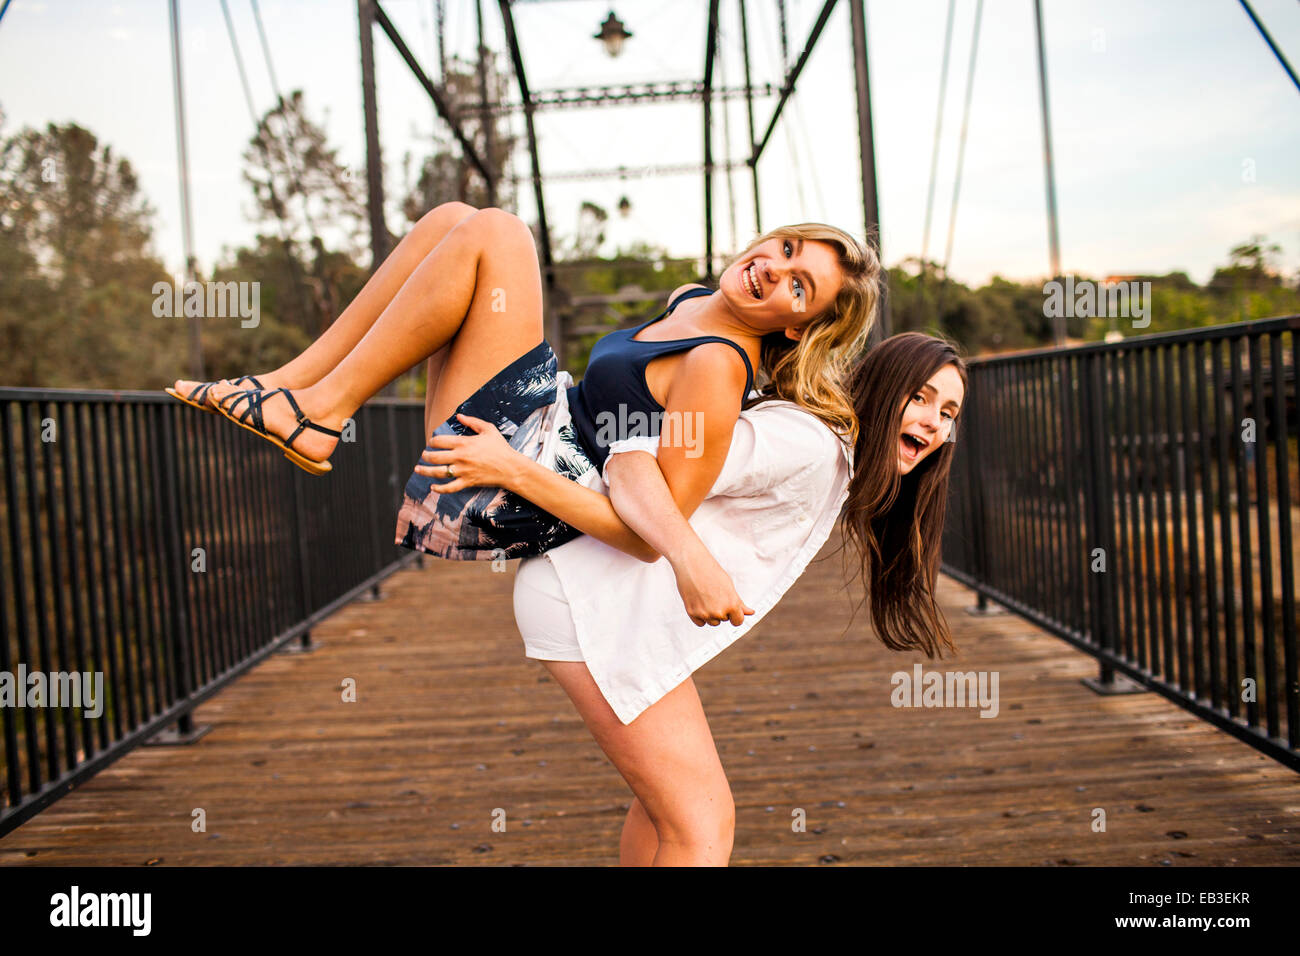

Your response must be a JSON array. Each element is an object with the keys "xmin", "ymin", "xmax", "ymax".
[
  {"xmin": 250, "ymin": 0, "xmax": 324, "ymax": 242},
  {"xmin": 920, "ymin": 0, "xmax": 956, "ymax": 268},
  {"xmin": 1237, "ymin": 0, "xmax": 1300, "ymax": 94},
  {"xmin": 937, "ymin": 0, "xmax": 984, "ymax": 314},
  {"xmin": 220, "ymin": 0, "xmax": 310, "ymax": 320}
]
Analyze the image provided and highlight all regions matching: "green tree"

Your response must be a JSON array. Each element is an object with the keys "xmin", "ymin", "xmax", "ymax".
[
  {"xmin": 0, "ymin": 116, "xmax": 185, "ymax": 387},
  {"xmin": 242, "ymin": 89, "xmax": 368, "ymax": 335}
]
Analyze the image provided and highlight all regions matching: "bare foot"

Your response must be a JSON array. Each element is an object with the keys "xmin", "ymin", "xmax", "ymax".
[{"xmin": 209, "ymin": 384, "xmax": 344, "ymax": 464}]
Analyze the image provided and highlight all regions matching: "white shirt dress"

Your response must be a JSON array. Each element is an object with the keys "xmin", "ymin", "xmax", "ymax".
[{"xmin": 512, "ymin": 397, "xmax": 855, "ymax": 725}]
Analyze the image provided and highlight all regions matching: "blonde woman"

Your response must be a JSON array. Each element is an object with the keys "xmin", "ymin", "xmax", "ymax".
[{"xmin": 168, "ymin": 203, "xmax": 876, "ymax": 567}]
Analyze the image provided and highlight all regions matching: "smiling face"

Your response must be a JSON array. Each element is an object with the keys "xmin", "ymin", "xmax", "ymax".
[
  {"xmin": 897, "ymin": 364, "xmax": 965, "ymax": 475},
  {"xmin": 723, "ymin": 235, "xmax": 844, "ymax": 338}
]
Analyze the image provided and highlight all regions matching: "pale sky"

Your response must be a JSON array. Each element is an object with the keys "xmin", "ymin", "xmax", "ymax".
[{"xmin": 2, "ymin": 0, "xmax": 1298, "ymax": 286}]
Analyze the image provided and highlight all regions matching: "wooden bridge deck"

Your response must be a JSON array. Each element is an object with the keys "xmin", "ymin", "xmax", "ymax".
[{"xmin": 2, "ymin": 527, "xmax": 1297, "ymax": 866}]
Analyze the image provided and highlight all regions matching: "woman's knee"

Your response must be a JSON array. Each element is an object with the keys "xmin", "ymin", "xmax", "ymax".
[
  {"xmin": 646, "ymin": 789, "xmax": 736, "ymax": 852},
  {"xmin": 434, "ymin": 200, "xmax": 478, "ymax": 218},
  {"xmin": 418, "ymin": 201, "xmax": 477, "ymax": 233},
  {"xmin": 467, "ymin": 206, "xmax": 533, "ymax": 244},
  {"xmin": 407, "ymin": 202, "xmax": 478, "ymax": 253}
]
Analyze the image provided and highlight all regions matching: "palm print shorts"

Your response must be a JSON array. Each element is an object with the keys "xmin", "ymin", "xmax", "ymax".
[{"xmin": 394, "ymin": 339, "xmax": 603, "ymax": 561}]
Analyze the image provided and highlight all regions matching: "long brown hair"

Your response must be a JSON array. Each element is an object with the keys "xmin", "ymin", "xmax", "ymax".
[
  {"xmin": 725, "ymin": 223, "xmax": 881, "ymax": 447},
  {"xmin": 837, "ymin": 332, "xmax": 969, "ymax": 658}
]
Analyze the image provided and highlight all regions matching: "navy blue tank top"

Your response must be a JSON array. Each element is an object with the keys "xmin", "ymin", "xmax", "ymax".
[{"xmin": 566, "ymin": 287, "xmax": 756, "ymax": 468}]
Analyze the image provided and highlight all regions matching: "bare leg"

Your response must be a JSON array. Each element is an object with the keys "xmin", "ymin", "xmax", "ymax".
[
  {"xmin": 620, "ymin": 797, "xmax": 660, "ymax": 866},
  {"xmin": 172, "ymin": 200, "xmax": 479, "ymax": 399},
  {"xmin": 210, "ymin": 207, "xmax": 546, "ymax": 465},
  {"xmin": 539, "ymin": 660, "xmax": 735, "ymax": 867}
]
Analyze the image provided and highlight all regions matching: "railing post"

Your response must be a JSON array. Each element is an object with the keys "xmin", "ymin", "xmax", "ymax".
[
  {"xmin": 963, "ymin": 367, "xmax": 998, "ymax": 616},
  {"xmin": 283, "ymin": 465, "xmax": 319, "ymax": 652},
  {"xmin": 363, "ymin": 405, "xmax": 384, "ymax": 579},
  {"xmin": 1079, "ymin": 352, "xmax": 1142, "ymax": 695},
  {"xmin": 147, "ymin": 404, "xmax": 212, "ymax": 744},
  {"xmin": 356, "ymin": 404, "xmax": 388, "ymax": 604}
]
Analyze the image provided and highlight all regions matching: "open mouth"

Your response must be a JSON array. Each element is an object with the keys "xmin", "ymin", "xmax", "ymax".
[
  {"xmin": 900, "ymin": 432, "xmax": 928, "ymax": 461},
  {"xmin": 740, "ymin": 261, "xmax": 763, "ymax": 300}
]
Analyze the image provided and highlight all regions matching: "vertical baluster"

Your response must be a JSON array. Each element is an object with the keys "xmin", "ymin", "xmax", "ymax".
[
  {"xmin": 1139, "ymin": 347, "xmax": 1161, "ymax": 675},
  {"xmin": 2, "ymin": 402, "xmax": 41, "ymax": 794},
  {"xmin": 1111, "ymin": 350, "xmax": 1135, "ymax": 663},
  {"xmin": 1166, "ymin": 345, "xmax": 1188, "ymax": 689},
  {"xmin": 1195, "ymin": 341, "xmax": 1220, "ymax": 708},
  {"xmin": 102, "ymin": 403, "xmax": 140, "ymax": 730},
  {"xmin": 138, "ymin": 404, "xmax": 172, "ymax": 708},
  {"xmin": 118, "ymin": 403, "xmax": 157, "ymax": 720},
  {"xmin": 1249, "ymin": 335, "xmax": 1278, "ymax": 739},
  {"xmin": 55, "ymin": 401, "xmax": 91, "ymax": 761},
  {"xmin": 988, "ymin": 365, "xmax": 1010, "ymax": 599},
  {"xmin": 1281, "ymin": 328, "xmax": 1300, "ymax": 747},
  {"xmin": 1212, "ymin": 340, "xmax": 1237, "ymax": 718},
  {"xmin": 212, "ymin": 412, "xmax": 249, "ymax": 665},
  {"xmin": 184, "ymin": 405, "xmax": 220, "ymax": 683},
  {"xmin": 40, "ymin": 400, "xmax": 77, "ymax": 771},
  {"xmin": 1178, "ymin": 342, "xmax": 1204, "ymax": 700},
  {"xmin": 1230, "ymin": 337, "xmax": 1257, "ymax": 729},
  {"xmin": 21, "ymin": 402, "xmax": 60, "ymax": 782},
  {"xmin": 1118, "ymin": 348, "xmax": 1138, "ymax": 671}
]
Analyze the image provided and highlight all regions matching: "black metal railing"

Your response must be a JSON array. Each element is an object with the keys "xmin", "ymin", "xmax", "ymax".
[
  {"xmin": 0, "ymin": 389, "xmax": 428, "ymax": 835},
  {"xmin": 942, "ymin": 315, "xmax": 1299, "ymax": 770}
]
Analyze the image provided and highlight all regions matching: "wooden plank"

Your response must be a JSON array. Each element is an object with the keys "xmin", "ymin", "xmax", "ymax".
[{"xmin": 1, "ymin": 527, "xmax": 1296, "ymax": 866}]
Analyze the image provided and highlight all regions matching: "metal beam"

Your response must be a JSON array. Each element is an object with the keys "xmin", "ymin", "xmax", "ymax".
[
  {"xmin": 849, "ymin": 0, "xmax": 888, "ymax": 341},
  {"xmin": 497, "ymin": 0, "xmax": 560, "ymax": 349},
  {"xmin": 753, "ymin": 0, "xmax": 838, "ymax": 163},
  {"xmin": 358, "ymin": 0, "xmax": 388, "ymax": 271},
  {"xmin": 1237, "ymin": 0, "xmax": 1300, "ymax": 95},
  {"xmin": 920, "ymin": 0, "xmax": 956, "ymax": 267},
  {"xmin": 738, "ymin": 0, "xmax": 761, "ymax": 234},
  {"xmin": 475, "ymin": 0, "xmax": 497, "ymax": 205},
  {"xmin": 703, "ymin": 0, "xmax": 720, "ymax": 279},
  {"xmin": 168, "ymin": 0, "xmax": 204, "ymax": 379},
  {"xmin": 941, "ymin": 0, "xmax": 983, "ymax": 284},
  {"xmin": 454, "ymin": 80, "xmax": 779, "ymax": 115},
  {"xmin": 372, "ymin": 0, "xmax": 493, "ymax": 188},
  {"xmin": 1033, "ymin": 0, "xmax": 1063, "ymax": 345},
  {"xmin": 507, "ymin": 159, "xmax": 749, "ymax": 186}
]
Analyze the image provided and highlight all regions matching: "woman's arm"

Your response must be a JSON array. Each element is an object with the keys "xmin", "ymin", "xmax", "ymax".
[
  {"xmin": 621, "ymin": 341, "xmax": 748, "ymax": 522},
  {"xmin": 415, "ymin": 339, "xmax": 745, "ymax": 561},
  {"xmin": 414, "ymin": 412, "xmax": 660, "ymax": 563},
  {"xmin": 506, "ymin": 454, "xmax": 661, "ymax": 562},
  {"xmin": 606, "ymin": 451, "xmax": 755, "ymax": 626}
]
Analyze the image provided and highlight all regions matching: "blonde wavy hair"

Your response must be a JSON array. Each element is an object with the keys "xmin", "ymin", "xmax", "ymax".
[{"xmin": 723, "ymin": 223, "xmax": 881, "ymax": 449}]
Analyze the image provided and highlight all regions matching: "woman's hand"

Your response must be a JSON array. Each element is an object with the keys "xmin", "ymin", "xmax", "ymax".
[
  {"xmin": 413, "ymin": 412, "xmax": 525, "ymax": 493},
  {"xmin": 669, "ymin": 536, "xmax": 756, "ymax": 627}
]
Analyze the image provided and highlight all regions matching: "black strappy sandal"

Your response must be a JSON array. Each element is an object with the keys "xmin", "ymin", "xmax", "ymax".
[
  {"xmin": 216, "ymin": 386, "xmax": 340, "ymax": 476},
  {"xmin": 165, "ymin": 375, "xmax": 263, "ymax": 414}
]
